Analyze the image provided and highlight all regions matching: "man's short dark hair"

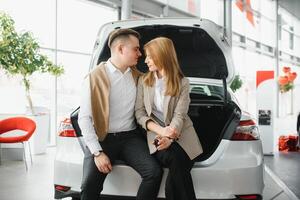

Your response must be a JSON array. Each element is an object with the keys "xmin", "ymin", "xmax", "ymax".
[{"xmin": 108, "ymin": 28, "xmax": 141, "ymax": 48}]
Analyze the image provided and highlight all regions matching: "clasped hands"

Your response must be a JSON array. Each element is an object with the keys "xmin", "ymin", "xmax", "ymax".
[{"xmin": 153, "ymin": 126, "xmax": 179, "ymax": 151}]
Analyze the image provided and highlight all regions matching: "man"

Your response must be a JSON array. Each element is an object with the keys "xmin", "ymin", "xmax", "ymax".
[{"xmin": 78, "ymin": 28, "xmax": 162, "ymax": 200}]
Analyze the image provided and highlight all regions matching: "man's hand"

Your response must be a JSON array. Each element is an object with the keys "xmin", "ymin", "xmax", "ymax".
[
  {"xmin": 160, "ymin": 126, "xmax": 178, "ymax": 139},
  {"xmin": 156, "ymin": 137, "xmax": 173, "ymax": 151},
  {"xmin": 94, "ymin": 152, "xmax": 112, "ymax": 174}
]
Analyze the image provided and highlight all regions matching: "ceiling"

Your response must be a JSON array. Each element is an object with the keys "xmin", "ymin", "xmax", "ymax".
[{"xmin": 278, "ymin": 0, "xmax": 300, "ymax": 21}]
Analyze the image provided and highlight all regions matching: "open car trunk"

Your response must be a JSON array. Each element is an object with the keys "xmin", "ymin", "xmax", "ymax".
[
  {"xmin": 189, "ymin": 94, "xmax": 241, "ymax": 162},
  {"xmin": 95, "ymin": 24, "xmax": 241, "ymax": 162},
  {"xmin": 98, "ymin": 25, "xmax": 229, "ymax": 80}
]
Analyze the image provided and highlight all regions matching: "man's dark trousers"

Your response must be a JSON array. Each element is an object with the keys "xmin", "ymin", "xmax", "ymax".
[{"xmin": 81, "ymin": 129, "xmax": 162, "ymax": 200}]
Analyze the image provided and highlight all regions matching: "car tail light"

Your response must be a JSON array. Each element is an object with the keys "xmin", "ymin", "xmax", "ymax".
[
  {"xmin": 58, "ymin": 118, "xmax": 77, "ymax": 137},
  {"xmin": 236, "ymin": 194, "xmax": 262, "ymax": 199},
  {"xmin": 55, "ymin": 184, "xmax": 71, "ymax": 192},
  {"xmin": 231, "ymin": 119, "xmax": 259, "ymax": 141}
]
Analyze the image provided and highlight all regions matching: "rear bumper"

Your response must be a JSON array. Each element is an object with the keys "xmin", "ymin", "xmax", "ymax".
[
  {"xmin": 54, "ymin": 139, "xmax": 264, "ymax": 199},
  {"xmin": 191, "ymin": 140, "xmax": 264, "ymax": 199},
  {"xmin": 54, "ymin": 191, "xmax": 257, "ymax": 200}
]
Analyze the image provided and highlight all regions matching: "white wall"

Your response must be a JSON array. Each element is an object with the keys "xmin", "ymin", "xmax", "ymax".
[{"xmin": 231, "ymin": 0, "xmax": 300, "ymax": 151}]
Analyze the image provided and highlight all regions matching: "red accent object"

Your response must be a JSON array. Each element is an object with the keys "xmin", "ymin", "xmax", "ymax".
[
  {"xmin": 256, "ymin": 71, "xmax": 274, "ymax": 88},
  {"xmin": 239, "ymin": 119, "xmax": 256, "ymax": 126},
  {"xmin": 55, "ymin": 185, "xmax": 71, "ymax": 192},
  {"xmin": 236, "ymin": 0, "xmax": 255, "ymax": 27},
  {"xmin": 0, "ymin": 117, "xmax": 36, "ymax": 143},
  {"xmin": 283, "ymin": 66, "xmax": 291, "ymax": 73},
  {"xmin": 231, "ymin": 133, "xmax": 256, "ymax": 140},
  {"xmin": 0, "ymin": 117, "xmax": 36, "ymax": 170},
  {"xmin": 278, "ymin": 75, "xmax": 289, "ymax": 86},
  {"xmin": 236, "ymin": 194, "xmax": 261, "ymax": 199},
  {"xmin": 288, "ymin": 72, "xmax": 297, "ymax": 82},
  {"xmin": 59, "ymin": 129, "xmax": 76, "ymax": 137},
  {"xmin": 278, "ymin": 135, "xmax": 299, "ymax": 152},
  {"xmin": 246, "ymin": 0, "xmax": 255, "ymax": 26},
  {"xmin": 231, "ymin": 119, "xmax": 258, "ymax": 141},
  {"xmin": 58, "ymin": 118, "xmax": 77, "ymax": 137},
  {"xmin": 235, "ymin": 0, "xmax": 244, "ymax": 11}
]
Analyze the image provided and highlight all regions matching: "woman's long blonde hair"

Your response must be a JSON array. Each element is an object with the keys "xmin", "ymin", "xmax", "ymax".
[{"xmin": 143, "ymin": 37, "xmax": 184, "ymax": 96}]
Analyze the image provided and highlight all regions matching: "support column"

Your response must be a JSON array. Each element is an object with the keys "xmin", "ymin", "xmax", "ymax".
[
  {"xmin": 223, "ymin": 0, "xmax": 232, "ymax": 46},
  {"xmin": 121, "ymin": 0, "xmax": 132, "ymax": 20},
  {"xmin": 275, "ymin": 0, "xmax": 280, "ymax": 117}
]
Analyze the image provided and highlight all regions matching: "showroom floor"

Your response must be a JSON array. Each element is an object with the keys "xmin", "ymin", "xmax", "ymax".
[
  {"xmin": 264, "ymin": 152, "xmax": 300, "ymax": 199},
  {"xmin": 0, "ymin": 147, "xmax": 299, "ymax": 200}
]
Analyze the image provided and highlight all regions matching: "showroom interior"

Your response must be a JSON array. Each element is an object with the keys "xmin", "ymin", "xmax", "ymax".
[{"xmin": 0, "ymin": 0, "xmax": 300, "ymax": 200}]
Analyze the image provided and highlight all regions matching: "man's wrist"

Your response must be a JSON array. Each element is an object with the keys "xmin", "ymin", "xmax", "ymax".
[{"xmin": 93, "ymin": 150, "xmax": 103, "ymax": 157}]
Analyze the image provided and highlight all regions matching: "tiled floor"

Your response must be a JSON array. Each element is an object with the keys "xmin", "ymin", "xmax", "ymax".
[
  {"xmin": 264, "ymin": 152, "xmax": 300, "ymax": 200},
  {"xmin": 0, "ymin": 147, "xmax": 299, "ymax": 200},
  {"xmin": 0, "ymin": 148, "xmax": 55, "ymax": 200}
]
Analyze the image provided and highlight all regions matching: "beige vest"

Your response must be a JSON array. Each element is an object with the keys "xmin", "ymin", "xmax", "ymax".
[{"xmin": 89, "ymin": 62, "xmax": 141, "ymax": 141}]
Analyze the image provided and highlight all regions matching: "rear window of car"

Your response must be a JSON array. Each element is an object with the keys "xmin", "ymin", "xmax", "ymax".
[{"xmin": 190, "ymin": 83, "xmax": 226, "ymax": 101}]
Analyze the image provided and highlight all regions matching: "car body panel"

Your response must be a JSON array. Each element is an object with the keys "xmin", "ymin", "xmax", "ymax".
[{"xmin": 54, "ymin": 138, "xmax": 263, "ymax": 199}]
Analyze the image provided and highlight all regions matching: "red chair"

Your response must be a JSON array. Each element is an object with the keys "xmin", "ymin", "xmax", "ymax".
[{"xmin": 0, "ymin": 117, "xmax": 36, "ymax": 171}]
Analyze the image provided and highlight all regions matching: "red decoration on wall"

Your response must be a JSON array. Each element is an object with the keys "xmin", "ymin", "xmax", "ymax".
[
  {"xmin": 256, "ymin": 70, "xmax": 274, "ymax": 88},
  {"xmin": 235, "ymin": 0, "xmax": 255, "ymax": 27},
  {"xmin": 278, "ymin": 76, "xmax": 289, "ymax": 86},
  {"xmin": 283, "ymin": 66, "xmax": 291, "ymax": 73},
  {"xmin": 236, "ymin": 0, "xmax": 244, "ymax": 11}
]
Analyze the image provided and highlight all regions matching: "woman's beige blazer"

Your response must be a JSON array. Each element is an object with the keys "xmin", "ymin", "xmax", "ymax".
[{"xmin": 135, "ymin": 77, "xmax": 203, "ymax": 160}]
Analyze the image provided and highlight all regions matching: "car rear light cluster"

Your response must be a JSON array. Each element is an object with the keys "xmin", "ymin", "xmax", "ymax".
[
  {"xmin": 58, "ymin": 118, "xmax": 77, "ymax": 137},
  {"xmin": 55, "ymin": 184, "xmax": 71, "ymax": 192},
  {"xmin": 231, "ymin": 119, "xmax": 259, "ymax": 141},
  {"xmin": 236, "ymin": 194, "xmax": 262, "ymax": 200}
]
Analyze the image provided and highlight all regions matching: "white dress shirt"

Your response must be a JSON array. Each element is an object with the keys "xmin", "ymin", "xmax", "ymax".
[
  {"xmin": 152, "ymin": 72, "xmax": 165, "ymax": 123},
  {"xmin": 78, "ymin": 59, "xmax": 136, "ymax": 154}
]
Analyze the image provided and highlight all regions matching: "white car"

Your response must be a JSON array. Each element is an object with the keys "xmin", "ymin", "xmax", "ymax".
[{"xmin": 54, "ymin": 18, "xmax": 264, "ymax": 200}]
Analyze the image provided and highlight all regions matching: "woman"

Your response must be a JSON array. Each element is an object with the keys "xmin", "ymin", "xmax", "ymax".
[{"xmin": 135, "ymin": 37, "xmax": 203, "ymax": 200}]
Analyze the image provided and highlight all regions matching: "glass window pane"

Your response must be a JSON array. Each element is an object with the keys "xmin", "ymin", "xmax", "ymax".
[
  {"xmin": 57, "ymin": 52, "xmax": 91, "ymax": 120},
  {"xmin": 57, "ymin": 0, "xmax": 118, "ymax": 53},
  {"xmin": 0, "ymin": 0, "xmax": 55, "ymax": 48}
]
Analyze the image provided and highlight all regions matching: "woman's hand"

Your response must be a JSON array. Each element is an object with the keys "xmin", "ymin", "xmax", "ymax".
[
  {"xmin": 160, "ymin": 126, "xmax": 178, "ymax": 139},
  {"xmin": 156, "ymin": 136, "xmax": 173, "ymax": 151}
]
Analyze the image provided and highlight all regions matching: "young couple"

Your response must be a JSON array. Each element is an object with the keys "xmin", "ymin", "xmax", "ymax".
[{"xmin": 78, "ymin": 28, "xmax": 203, "ymax": 200}]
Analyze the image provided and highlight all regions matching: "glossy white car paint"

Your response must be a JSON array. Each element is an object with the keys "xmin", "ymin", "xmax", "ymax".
[{"xmin": 54, "ymin": 134, "xmax": 264, "ymax": 199}]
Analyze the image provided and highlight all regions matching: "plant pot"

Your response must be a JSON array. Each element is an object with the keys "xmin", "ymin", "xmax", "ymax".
[{"xmin": 26, "ymin": 106, "xmax": 50, "ymax": 155}]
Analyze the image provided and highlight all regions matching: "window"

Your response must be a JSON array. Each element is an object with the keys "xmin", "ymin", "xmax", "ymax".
[
  {"xmin": 289, "ymin": 26, "xmax": 294, "ymax": 50},
  {"xmin": 0, "ymin": 0, "xmax": 118, "ymax": 146},
  {"xmin": 190, "ymin": 84, "xmax": 225, "ymax": 101}
]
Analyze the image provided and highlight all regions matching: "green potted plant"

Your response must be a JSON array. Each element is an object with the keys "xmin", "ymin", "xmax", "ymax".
[
  {"xmin": 0, "ymin": 12, "xmax": 64, "ymax": 115},
  {"xmin": 230, "ymin": 75, "xmax": 243, "ymax": 93}
]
